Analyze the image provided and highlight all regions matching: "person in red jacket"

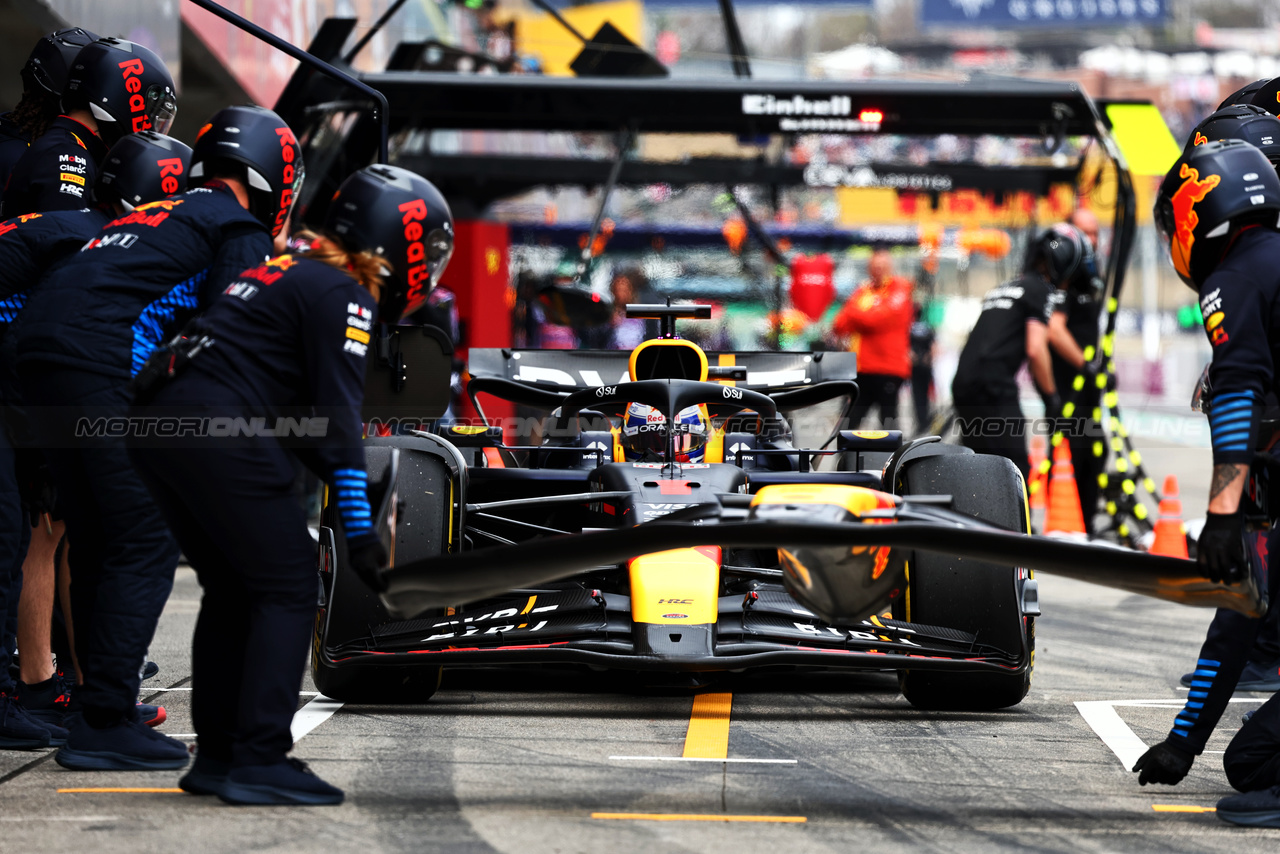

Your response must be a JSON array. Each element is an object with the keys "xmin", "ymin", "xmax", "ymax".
[{"xmin": 833, "ymin": 248, "xmax": 913, "ymax": 428}]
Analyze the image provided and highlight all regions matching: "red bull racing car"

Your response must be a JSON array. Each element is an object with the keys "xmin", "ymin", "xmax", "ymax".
[{"xmin": 311, "ymin": 306, "xmax": 1251, "ymax": 711}]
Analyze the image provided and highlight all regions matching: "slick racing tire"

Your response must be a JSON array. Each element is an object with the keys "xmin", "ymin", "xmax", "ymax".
[
  {"xmin": 894, "ymin": 452, "xmax": 1033, "ymax": 711},
  {"xmin": 312, "ymin": 438, "xmax": 454, "ymax": 704}
]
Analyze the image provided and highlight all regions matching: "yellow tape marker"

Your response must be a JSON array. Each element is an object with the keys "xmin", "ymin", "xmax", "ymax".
[
  {"xmin": 592, "ymin": 813, "xmax": 806, "ymax": 823},
  {"xmin": 1152, "ymin": 805, "xmax": 1216, "ymax": 813},
  {"xmin": 683, "ymin": 692, "xmax": 732, "ymax": 759},
  {"xmin": 58, "ymin": 788, "xmax": 185, "ymax": 794}
]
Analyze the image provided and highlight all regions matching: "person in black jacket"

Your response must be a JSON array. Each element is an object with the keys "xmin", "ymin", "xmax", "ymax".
[
  {"xmin": 14, "ymin": 105, "xmax": 298, "ymax": 772},
  {"xmin": 1131, "ymin": 140, "xmax": 1280, "ymax": 830},
  {"xmin": 0, "ymin": 28, "xmax": 99, "ymax": 189},
  {"xmin": 2, "ymin": 37, "xmax": 175, "ymax": 219},
  {"xmin": 131, "ymin": 164, "xmax": 454, "ymax": 805},
  {"xmin": 0, "ymin": 133, "xmax": 191, "ymax": 741},
  {"xmin": 950, "ymin": 228, "xmax": 1089, "ymax": 480}
]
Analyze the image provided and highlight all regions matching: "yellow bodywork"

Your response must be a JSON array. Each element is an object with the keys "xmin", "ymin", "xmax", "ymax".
[
  {"xmin": 629, "ymin": 547, "xmax": 721, "ymax": 624},
  {"xmin": 750, "ymin": 483, "xmax": 899, "ymax": 514}
]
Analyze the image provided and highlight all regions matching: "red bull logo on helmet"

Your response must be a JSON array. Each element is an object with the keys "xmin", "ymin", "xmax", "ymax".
[
  {"xmin": 157, "ymin": 157, "xmax": 183, "ymax": 194},
  {"xmin": 274, "ymin": 127, "xmax": 299, "ymax": 235},
  {"xmin": 119, "ymin": 58, "xmax": 152, "ymax": 133},
  {"xmin": 1169, "ymin": 162, "xmax": 1221, "ymax": 278},
  {"xmin": 399, "ymin": 198, "xmax": 431, "ymax": 304}
]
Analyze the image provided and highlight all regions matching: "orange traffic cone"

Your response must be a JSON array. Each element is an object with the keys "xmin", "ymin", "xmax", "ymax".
[
  {"xmin": 1027, "ymin": 434, "xmax": 1048, "ymax": 509},
  {"xmin": 1149, "ymin": 474, "xmax": 1189, "ymax": 558},
  {"xmin": 1044, "ymin": 441, "xmax": 1086, "ymax": 535}
]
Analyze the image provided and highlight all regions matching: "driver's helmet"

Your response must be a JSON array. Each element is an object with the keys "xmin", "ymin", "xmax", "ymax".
[{"xmin": 621, "ymin": 403, "xmax": 710, "ymax": 463}]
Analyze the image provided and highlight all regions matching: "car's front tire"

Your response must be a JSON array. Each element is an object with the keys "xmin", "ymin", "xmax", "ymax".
[{"xmin": 894, "ymin": 451, "xmax": 1033, "ymax": 711}]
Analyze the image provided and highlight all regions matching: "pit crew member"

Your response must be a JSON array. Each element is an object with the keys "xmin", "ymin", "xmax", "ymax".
[
  {"xmin": 2, "ymin": 37, "xmax": 175, "ymax": 218},
  {"xmin": 950, "ymin": 228, "xmax": 1087, "ymax": 479},
  {"xmin": 0, "ymin": 133, "xmax": 191, "ymax": 740},
  {"xmin": 1131, "ymin": 141, "xmax": 1280, "ymax": 822},
  {"xmin": 12, "ymin": 105, "xmax": 297, "ymax": 772},
  {"xmin": 1175, "ymin": 105, "xmax": 1280, "ymax": 692},
  {"xmin": 129, "ymin": 165, "xmax": 454, "ymax": 805},
  {"xmin": 0, "ymin": 28, "xmax": 99, "ymax": 188}
]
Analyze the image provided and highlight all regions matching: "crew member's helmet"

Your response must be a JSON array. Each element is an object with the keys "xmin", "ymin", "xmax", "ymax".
[
  {"xmin": 95, "ymin": 132, "xmax": 192, "ymax": 211},
  {"xmin": 1185, "ymin": 105, "xmax": 1280, "ymax": 168},
  {"xmin": 190, "ymin": 105, "xmax": 302, "ymax": 238},
  {"xmin": 21, "ymin": 27, "xmax": 98, "ymax": 96},
  {"xmin": 1243, "ymin": 77, "xmax": 1280, "ymax": 117},
  {"xmin": 62, "ymin": 38, "xmax": 176, "ymax": 146},
  {"xmin": 1219, "ymin": 78, "xmax": 1270, "ymax": 111},
  {"xmin": 1154, "ymin": 139, "xmax": 1280, "ymax": 290},
  {"xmin": 1025, "ymin": 223, "xmax": 1092, "ymax": 289},
  {"xmin": 621, "ymin": 402, "xmax": 710, "ymax": 464},
  {"xmin": 322, "ymin": 164, "xmax": 454, "ymax": 324}
]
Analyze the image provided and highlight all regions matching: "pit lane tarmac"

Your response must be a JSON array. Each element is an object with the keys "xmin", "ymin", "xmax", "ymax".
[
  {"xmin": 2, "ymin": 444, "xmax": 1277, "ymax": 853},
  {"xmin": 0, "ymin": 568, "xmax": 1273, "ymax": 853}
]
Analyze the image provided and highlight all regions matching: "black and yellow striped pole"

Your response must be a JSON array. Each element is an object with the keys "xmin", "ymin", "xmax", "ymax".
[{"xmin": 1039, "ymin": 298, "xmax": 1165, "ymax": 547}]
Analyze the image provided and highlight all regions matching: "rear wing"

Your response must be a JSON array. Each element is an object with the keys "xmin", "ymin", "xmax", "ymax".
[{"xmin": 467, "ymin": 348, "xmax": 858, "ymax": 391}]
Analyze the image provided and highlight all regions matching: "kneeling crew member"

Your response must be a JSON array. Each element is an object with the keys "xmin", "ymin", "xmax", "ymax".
[
  {"xmin": 1131, "ymin": 141, "xmax": 1280, "ymax": 818},
  {"xmin": 13, "ymin": 106, "xmax": 296, "ymax": 772},
  {"xmin": 1175, "ymin": 103, "xmax": 1280, "ymax": 692},
  {"xmin": 132, "ymin": 165, "xmax": 454, "ymax": 805}
]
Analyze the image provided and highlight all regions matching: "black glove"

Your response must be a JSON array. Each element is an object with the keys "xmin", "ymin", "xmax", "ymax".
[
  {"xmin": 14, "ymin": 448, "xmax": 55, "ymax": 528},
  {"xmin": 1132, "ymin": 739, "xmax": 1195, "ymax": 786},
  {"xmin": 1041, "ymin": 391, "xmax": 1064, "ymax": 421},
  {"xmin": 348, "ymin": 538, "xmax": 389, "ymax": 592},
  {"xmin": 1198, "ymin": 511, "xmax": 1246, "ymax": 584}
]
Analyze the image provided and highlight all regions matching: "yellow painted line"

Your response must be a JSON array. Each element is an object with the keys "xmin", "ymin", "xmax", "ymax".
[
  {"xmin": 592, "ymin": 813, "xmax": 806, "ymax": 823},
  {"xmin": 1152, "ymin": 805, "xmax": 1216, "ymax": 813},
  {"xmin": 683, "ymin": 692, "xmax": 731, "ymax": 759},
  {"xmin": 58, "ymin": 788, "xmax": 184, "ymax": 794}
]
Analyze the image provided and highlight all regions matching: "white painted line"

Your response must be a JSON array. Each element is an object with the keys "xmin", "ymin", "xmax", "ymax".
[
  {"xmin": 609, "ymin": 756, "xmax": 797, "ymax": 765},
  {"xmin": 148, "ymin": 688, "xmax": 320, "ymax": 695},
  {"xmin": 291, "ymin": 694, "xmax": 344, "ymax": 743},
  {"xmin": 1076, "ymin": 698, "xmax": 1267, "ymax": 769},
  {"xmin": 1075, "ymin": 701, "xmax": 1151, "ymax": 771},
  {"xmin": 165, "ymin": 734, "xmax": 196, "ymax": 739},
  {"xmin": 0, "ymin": 814, "xmax": 117, "ymax": 819}
]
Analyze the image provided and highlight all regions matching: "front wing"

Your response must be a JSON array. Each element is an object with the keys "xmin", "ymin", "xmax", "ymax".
[
  {"xmin": 379, "ymin": 501, "xmax": 1264, "ymax": 623},
  {"xmin": 321, "ymin": 580, "xmax": 1029, "ymax": 677}
]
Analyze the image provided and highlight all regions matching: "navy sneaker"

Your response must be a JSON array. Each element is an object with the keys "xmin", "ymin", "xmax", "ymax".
[
  {"xmin": 0, "ymin": 692, "xmax": 52, "ymax": 750},
  {"xmin": 137, "ymin": 703, "xmax": 166, "ymax": 727},
  {"xmin": 16, "ymin": 672, "xmax": 73, "ymax": 727},
  {"xmin": 219, "ymin": 758, "xmax": 344, "ymax": 806},
  {"xmin": 41, "ymin": 718, "xmax": 69, "ymax": 747},
  {"xmin": 141, "ymin": 659, "xmax": 159, "ymax": 680},
  {"xmin": 55, "ymin": 712, "xmax": 189, "ymax": 771},
  {"xmin": 1217, "ymin": 786, "xmax": 1280, "ymax": 828},
  {"xmin": 180, "ymin": 754, "xmax": 230, "ymax": 796},
  {"xmin": 1180, "ymin": 658, "xmax": 1280, "ymax": 692}
]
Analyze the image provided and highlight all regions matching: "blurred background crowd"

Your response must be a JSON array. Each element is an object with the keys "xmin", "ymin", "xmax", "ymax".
[{"xmin": 12, "ymin": 0, "xmax": 1263, "ymax": 431}]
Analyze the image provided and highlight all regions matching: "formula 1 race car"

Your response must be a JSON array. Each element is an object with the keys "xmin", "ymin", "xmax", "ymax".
[{"xmin": 311, "ymin": 305, "xmax": 1253, "ymax": 711}]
